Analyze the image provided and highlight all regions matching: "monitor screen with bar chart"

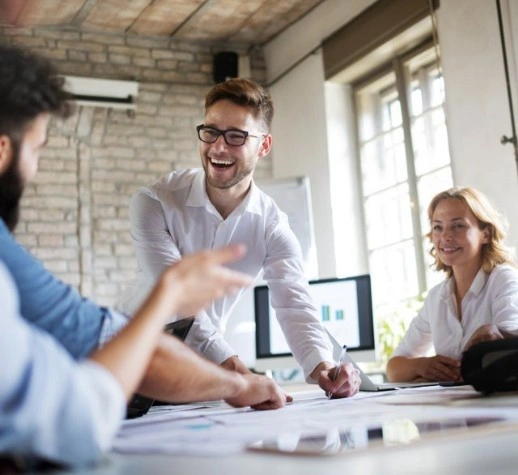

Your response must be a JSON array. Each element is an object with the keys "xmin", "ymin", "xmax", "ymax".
[{"xmin": 254, "ymin": 275, "xmax": 376, "ymax": 371}]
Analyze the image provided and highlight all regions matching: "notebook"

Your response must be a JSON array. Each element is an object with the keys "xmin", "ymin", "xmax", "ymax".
[{"xmin": 126, "ymin": 316, "xmax": 195, "ymax": 419}]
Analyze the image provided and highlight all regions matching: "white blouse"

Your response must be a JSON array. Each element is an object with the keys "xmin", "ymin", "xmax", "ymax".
[{"xmin": 392, "ymin": 264, "xmax": 518, "ymax": 359}]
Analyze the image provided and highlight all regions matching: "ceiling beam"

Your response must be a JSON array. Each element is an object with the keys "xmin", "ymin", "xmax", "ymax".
[{"xmin": 71, "ymin": 0, "xmax": 99, "ymax": 26}]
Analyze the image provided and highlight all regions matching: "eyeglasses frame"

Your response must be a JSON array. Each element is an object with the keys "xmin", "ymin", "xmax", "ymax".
[{"xmin": 196, "ymin": 124, "xmax": 265, "ymax": 146}]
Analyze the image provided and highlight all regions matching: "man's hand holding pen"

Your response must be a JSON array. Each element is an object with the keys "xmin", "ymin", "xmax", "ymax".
[{"xmin": 310, "ymin": 345, "xmax": 361, "ymax": 399}]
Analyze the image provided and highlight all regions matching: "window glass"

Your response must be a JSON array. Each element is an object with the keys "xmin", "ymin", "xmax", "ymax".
[
  {"xmin": 364, "ymin": 184, "xmax": 413, "ymax": 249},
  {"xmin": 355, "ymin": 47, "xmax": 453, "ymax": 314},
  {"xmin": 369, "ymin": 240, "xmax": 419, "ymax": 305}
]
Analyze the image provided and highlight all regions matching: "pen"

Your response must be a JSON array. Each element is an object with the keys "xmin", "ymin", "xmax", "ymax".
[{"xmin": 328, "ymin": 345, "xmax": 348, "ymax": 400}]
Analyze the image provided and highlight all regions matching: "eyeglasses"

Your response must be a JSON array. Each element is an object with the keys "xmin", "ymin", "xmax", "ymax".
[{"xmin": 196, "ymin": 124, "xmax": 264, "ymax": 146}]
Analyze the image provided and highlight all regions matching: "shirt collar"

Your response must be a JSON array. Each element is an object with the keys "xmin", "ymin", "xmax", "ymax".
[
  {"xmin": 246, "ymin": 181, "xmax": 264, "ymax": 216},
  {"xmin": 442, "ymin": 267, "xmax": 488, "ymax": 299},
  {"xmin": 469, "ymin": 267, "xmax": 489, "ymax": 296},
  {"xmin": 185, "ymin": 168, "xmax": 263, "ymax": 216},
  {"xmin": 186, "ymin": 169, "xmax": 209, "ymax": 207},
  {"xmin": 442, "ymin": 276, "xmax": 455, "ymax": 300}
]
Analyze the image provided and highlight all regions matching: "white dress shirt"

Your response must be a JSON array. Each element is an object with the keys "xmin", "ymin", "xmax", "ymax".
[
  {"xmin": 392, "ymin": 264, "xmax": 518, "ymax": 359},
  {"xmin": 117, "ymin": 168, "xmax": 333, "ymax": 379},
  {"xmin": 0, "ymin": 262, "xmax": 125, "ymax": 467}
]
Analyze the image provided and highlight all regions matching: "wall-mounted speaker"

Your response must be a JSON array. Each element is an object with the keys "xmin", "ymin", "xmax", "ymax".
[{"xmin": 213, "ymin": 51, "xmax": 238, "ymax": 84}]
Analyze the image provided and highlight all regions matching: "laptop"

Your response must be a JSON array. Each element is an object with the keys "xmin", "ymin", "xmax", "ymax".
[
  {"xmin": 126, "ymin": 316, "xmax": 195, "ymax": 419},
  {"xmin": 350, "ymin": 354, "xmax": 441, "ymax": 391},
  {"xmin": 325, "ymin": 330, "xmax": 443, "ymax": 392}
]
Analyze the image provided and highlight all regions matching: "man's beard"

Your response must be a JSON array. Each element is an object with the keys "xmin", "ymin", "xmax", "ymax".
[
  {"xmin": 0, "ymin": 148, "xmax": 23, "ymax": 232},
  {"xmin": 203, "ymin": 156, "xmax": 254, "ymax": 190},
  {"xmin": 205, "ymin": 167, "xmax": 253, "ymax": 190}
]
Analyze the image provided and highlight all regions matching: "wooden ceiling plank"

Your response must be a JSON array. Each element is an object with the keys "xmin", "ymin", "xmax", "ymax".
[
  {"xmin": 82, "ymin": 0, "xmax": 152, "ymax": 32},
  {"xmin": 129, "ymin": 0, "xmax": 205, "ymax": 36},
  {"xmin": 70, "ymin": 0, "xmax": 99, "ymax": 26},
  {"xmin": 234, "ymin": 0, "xmax": 326, "ymax": 44},
  {"xmin": 7, "ymin": 0, "xmax": 329, "ymax": 47},
  {"xmin": 21, "ymin": 0, "xmax": 88, "ymax": 25},
  {"xmin": 175, "ymin": 0, "xmax": 264, "ymax": 42}
]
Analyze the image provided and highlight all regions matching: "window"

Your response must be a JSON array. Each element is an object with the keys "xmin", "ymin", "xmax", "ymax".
[{"xmin": 355, "ymin": 44, "xmax": 453, "ymax": 315}]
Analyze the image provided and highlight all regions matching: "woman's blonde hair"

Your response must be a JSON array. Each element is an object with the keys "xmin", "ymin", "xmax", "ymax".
[{"xmin": 427, "ymin": 186, "xmax": 516, "ymax": 276}]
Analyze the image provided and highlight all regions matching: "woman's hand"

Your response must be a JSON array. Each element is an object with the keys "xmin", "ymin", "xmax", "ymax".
[{"xmin": 417, "ymin": 355, "xmax": 461, "ymax": 381}]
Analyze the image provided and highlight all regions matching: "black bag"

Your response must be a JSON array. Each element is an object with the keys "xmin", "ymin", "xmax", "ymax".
[{"xmin": 461, "ymin": 337, "xmax": 518, "ymax": 394}]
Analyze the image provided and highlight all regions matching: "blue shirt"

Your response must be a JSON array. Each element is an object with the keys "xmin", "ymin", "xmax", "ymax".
[
  {"xmin": 0, "ymin": 261, "xmax": 125, "ymax": 466},
  {"xmin": 0, "ymin": 219, "xmax": 127, "ymax": 358}
]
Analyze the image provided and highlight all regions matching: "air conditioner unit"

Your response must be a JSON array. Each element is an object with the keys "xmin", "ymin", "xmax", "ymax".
[{"xmin": 63, "ymin": 76, "xmax": 139, "ymax": 110}]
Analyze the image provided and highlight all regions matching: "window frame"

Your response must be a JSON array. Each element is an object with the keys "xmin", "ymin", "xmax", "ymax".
[{"xmin": 353, "ymin": 38, "xmax": 452, "ymax": 307}]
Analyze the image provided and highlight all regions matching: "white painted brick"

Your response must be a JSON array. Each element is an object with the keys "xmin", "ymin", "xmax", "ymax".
[
  {"xmin": 45, "ymin": 261, "xmax": 69, "ymax": 273},
  {"xmin": 65, "ymin": 235, "xmax": 79, "ymax": 247},
  {"xmin": 109, "ymin": 45, "xmax": 150, "ymax": 57},
  {"xmin": 39, "ymin": 209, "xmax": 70, "ymax": 221},
  {"xmin": 36, "ymin": 171, "xmax": 77, "ymax": 184},
  {"xmin": 133, "ymin": 57, "xmax": 156, "ymax": 68},
  {"xmin": 20, "ymin": 209, "xmax": 39, "ymax": 220},
  {"xmin": 114, "ymin": 244, "xmax": 135, "ymax": 256},
  {"xmin": 136, "ymin": 104, "xmax": 158, "ymax": 115},
  {"xmin": 68, "ymin": 50, "xmax": 87, "ymax": 62},
  {"xmin": 147, "ymin": 161, "xmax": 173, "ymax": 173},
  {"xmin": 61, "ymin": 274, "xmax": 81, "ymax": 286},
  {"xmin": 115, "ymin": 158, "xmax": 147, "ymax": 170},
  {"xmin": 95, "ymin": 256, "xmax": 118, "ymax": 269},
  {"xmin": 91, "ymin": 181, "xmax": 116, "ymax": 193},
  {"xmin": 12, "ymin": 36, "xmax": 47, "ymax": 47},
  {"xmin": 35, "ymin": 184, "xmax": 77, "ymax": 196},
  {"xmin": 37, "ymin": 30, "xmax": 81, "ymax": 41},
  {"xmin": 125, "ymin": 36, "xmax": 169, "ymax": 48},
  {"xmin": 57, "ymin": 40, "xmax": 105, "ymax": 52},
  {"xmin": 81, "ymin": 32, "xmax": 125, "ymax": 44},
  {"xmin": 38, "ymin": 234, "xmax": 65, "ymax": 246},
  {"xmin": 14, "ymin": 234, "xmax": 38, "ymax": 247},
  {"xmin": 28, "ymin": 222, "xmax": 77, "ymax": 234},
  {"xmin": 34, "ymin": 247, "xmax": 78, "ymax": 260},
  {"xmin": 109, "ymin": 53, "xmax": 131, "ymax": 65},
  {"xmin": 89, "ymin": 52, "xmax": 108, "ymax": 63}
]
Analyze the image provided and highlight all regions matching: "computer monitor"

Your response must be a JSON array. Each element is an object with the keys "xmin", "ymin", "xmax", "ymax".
[{"xmin": 254, "ymin": 275, "xmax": 376, "ymax": 372}]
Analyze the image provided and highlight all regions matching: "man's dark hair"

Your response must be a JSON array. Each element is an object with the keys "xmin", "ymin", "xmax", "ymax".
[
  {"xmin": 0, "ymin": 43, "xmax": 73, "ymax": 141},
  {"xmin": 205, "ymin": 78, "xmax": 274, "ymax": 132},
  {"xmin": 0, "ymin": 44, "xmax": 73, "ymax": 231}
]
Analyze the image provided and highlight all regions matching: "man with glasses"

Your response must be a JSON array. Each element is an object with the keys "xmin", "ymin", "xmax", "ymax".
[{"xmin": 119, "ymin": 78, "xmax": 360, "ymax": 398}]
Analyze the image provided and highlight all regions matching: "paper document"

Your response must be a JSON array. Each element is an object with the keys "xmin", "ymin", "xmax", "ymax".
[{"xmin": 112, "ymin": 387, "xmax": 518, "ymax": 457}]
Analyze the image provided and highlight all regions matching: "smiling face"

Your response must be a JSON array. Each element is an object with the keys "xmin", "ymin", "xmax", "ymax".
[
  {"xmin": 431, "ymin": 198, "xmax": 490, "ymax": 273},
  {"xmin": 199, "ymin": 99, "xmax": 271, "ymax": 195}
]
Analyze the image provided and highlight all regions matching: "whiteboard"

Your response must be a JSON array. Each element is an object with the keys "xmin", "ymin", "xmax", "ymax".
[
  {"xmin": 224, "ymin": 176, "xmax": 318, "ymax": 366},
  {"xmin": 256, "ymin": 176, "xmax": 318, "ymax": 278}
]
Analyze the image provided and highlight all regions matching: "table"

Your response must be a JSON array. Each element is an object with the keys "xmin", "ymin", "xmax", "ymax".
[{"xmin": 56, "ymin": 386, "xmax": 518, "ymax": 475}]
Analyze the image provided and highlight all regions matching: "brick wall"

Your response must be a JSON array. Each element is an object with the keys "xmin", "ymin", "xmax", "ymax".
[{"xmin": 1, "ymin": 26, "xmax": 272, "ymax": 307}]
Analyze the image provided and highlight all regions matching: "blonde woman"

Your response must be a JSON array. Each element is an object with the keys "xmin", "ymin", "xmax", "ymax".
[{"xmin": 387, "ymin": 187, "xmax": 518, "ymax": 383}]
